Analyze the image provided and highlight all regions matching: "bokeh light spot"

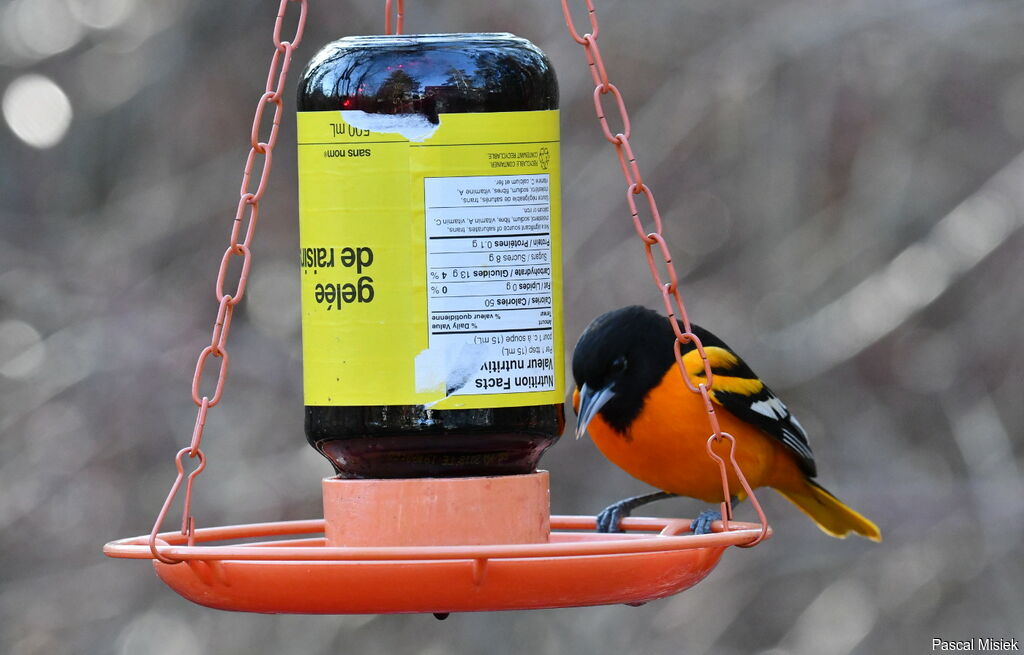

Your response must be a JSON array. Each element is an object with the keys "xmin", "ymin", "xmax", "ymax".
[
  {"xmin": 2, "ymin": 74, "xmax": 73, "ymax": 149},
  {"xmin": 67, "ymin": 0, "xmax": 136, "ymax": 30},
  {"xmin": 0, "ymin": 320, "xmax": 46, "ymax": 379},
  {"xmin": 12, "ymin": 0, "xmax": 85, "ymax": 58}
]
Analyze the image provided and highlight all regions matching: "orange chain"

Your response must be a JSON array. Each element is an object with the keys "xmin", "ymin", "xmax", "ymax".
[
  {"xmin": 560, "ymin": 0, "xmax": 767, "ymax": 544},
  {"xmin": 149, "ymin": 0, "xmax": 308, "ymax": 564}
]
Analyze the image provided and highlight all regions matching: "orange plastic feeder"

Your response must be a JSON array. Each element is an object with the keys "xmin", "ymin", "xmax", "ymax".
[{"xmin": 104, "ymin": 471, "xmax": 770, "ymax": 614}]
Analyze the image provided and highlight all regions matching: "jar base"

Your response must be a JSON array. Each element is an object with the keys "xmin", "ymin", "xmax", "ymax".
[{"xmin": 313, "ymin": 431, "xmax": 557, "ymax": 479}]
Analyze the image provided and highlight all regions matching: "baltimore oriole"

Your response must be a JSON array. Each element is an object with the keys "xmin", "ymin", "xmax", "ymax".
[{"xmin": 572, "ymin": 305, "xmax": 881, "ymax": 541}]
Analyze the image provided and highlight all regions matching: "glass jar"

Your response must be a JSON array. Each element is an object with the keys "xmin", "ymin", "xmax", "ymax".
[{"xmin": 297, "ymin": 33, "xmax": 564, "ymax": 478}]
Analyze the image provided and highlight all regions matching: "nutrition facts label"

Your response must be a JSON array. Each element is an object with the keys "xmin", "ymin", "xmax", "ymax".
[{"xmin": 424, "ymin": 173, "xmax": 557, "ymax": 396}]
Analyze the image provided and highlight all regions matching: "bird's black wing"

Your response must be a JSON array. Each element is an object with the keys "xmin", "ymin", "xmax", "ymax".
[
  {"xmin": 712, "ymin": 384, "xmax": 817, "ymax": 478},
  {"xmin": 685, "ymin": 326, "xmax": 818, "ymax": 478}
]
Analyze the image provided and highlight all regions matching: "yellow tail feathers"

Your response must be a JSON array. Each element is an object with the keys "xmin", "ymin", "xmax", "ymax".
[{"xmin": 776, "ymin": 479, "xmax": 881, "ymax": 542}]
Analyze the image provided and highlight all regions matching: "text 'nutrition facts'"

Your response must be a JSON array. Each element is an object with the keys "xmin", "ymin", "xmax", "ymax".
[{"xmin": 424, "ymin": 173, "xmax": 557, "ymax": 396}]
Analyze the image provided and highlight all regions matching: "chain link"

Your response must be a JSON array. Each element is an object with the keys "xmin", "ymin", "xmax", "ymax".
[
  {"xmin": 385, "ymin": 0, "xmax": 405, "ymax": 34},
  {"xmin": 230, "ymin": 194, "xmax": 259, "ymax": 250},
  {"xmin": 560, "ymin": 0, "xmax": 768, "ymax": 544},
  {"xmin": 613, "ymin": 135, "xmax": 642, "ymax": 191},
  {"xmin": 149, "ymin": 0, "xmax": 308, "ymax": 564}
]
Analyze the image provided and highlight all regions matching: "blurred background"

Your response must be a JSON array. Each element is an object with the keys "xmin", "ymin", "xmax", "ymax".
[{"xmin": 2, "ymin": 0, "xmax": 1023, "ymax": 653}]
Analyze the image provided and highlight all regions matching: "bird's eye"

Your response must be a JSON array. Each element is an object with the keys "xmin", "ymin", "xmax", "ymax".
[{"xmin": 611, "ymin": 356, "xmax": 628, "ymax": 374}]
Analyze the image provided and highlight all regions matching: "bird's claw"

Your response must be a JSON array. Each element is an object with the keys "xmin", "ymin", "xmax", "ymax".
[
  {"xmin": 595, "ymin": 491, "xmax": 677, "ymax": 533},
  {"xmin": 595, "ymin": 503, "xmax": 627, "ymax": 533},
  {"xmin": 690, "ymin": 508, "xmax": 721, "ymax": 535}
]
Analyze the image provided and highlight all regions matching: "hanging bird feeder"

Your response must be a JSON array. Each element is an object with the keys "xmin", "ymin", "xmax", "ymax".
[{"xmin": 104, "ymin": 0, "xmax": 769, "ymax": 615}]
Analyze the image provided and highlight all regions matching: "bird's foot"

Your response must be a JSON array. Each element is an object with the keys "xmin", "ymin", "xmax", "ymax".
[
  {"xmin": 595, "ymin": 491, "xmax": 676, "ymax": 533},
  {"xmin": 690, "ymin": 509, "xmax": 721, "ymax": 535},
  {"xmin": 595, "ymin": 503, "xmax": 629, "ymax": 533}
]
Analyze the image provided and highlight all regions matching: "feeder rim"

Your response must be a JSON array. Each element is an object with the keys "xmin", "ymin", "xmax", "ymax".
[{"xmin": 105, "ymin": 515, "xmax": 770, "ymax": 563}]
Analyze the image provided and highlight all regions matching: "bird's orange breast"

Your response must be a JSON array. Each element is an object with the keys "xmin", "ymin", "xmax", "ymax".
[{"xmin": 574, "ymin": 368, "xmax": 790, "ymax": 503}]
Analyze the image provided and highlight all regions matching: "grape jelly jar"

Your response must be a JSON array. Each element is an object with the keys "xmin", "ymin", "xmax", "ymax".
[{"xmin": 296, "ymin": 33, "xmax": 565, "ymax": 478}]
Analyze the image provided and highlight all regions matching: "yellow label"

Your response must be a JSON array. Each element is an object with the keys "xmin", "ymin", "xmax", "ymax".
[{"xmin": 297, "ymin": 109, "xmax": 563, "ymax": 409}]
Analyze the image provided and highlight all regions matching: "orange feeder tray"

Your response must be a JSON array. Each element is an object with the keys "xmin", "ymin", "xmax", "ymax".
[{"xmin": 104, "ymin": 472, "xmax": 769, "ymax": 614}]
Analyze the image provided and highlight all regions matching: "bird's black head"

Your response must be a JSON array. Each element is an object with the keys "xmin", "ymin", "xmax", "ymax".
[{"xmin": 572, "ymin": 305, "xmax": 678, "ymax": 437}]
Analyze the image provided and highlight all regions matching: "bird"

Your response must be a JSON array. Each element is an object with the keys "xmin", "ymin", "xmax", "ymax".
[{"xmin": 572, "ymin": 305, "xmax": 881, "ymax": 541}]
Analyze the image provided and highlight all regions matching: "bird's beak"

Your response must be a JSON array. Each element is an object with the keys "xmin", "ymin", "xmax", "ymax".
[{"xmin": 574, "ymin": 383, "xmax": 616, "ymax": 440}]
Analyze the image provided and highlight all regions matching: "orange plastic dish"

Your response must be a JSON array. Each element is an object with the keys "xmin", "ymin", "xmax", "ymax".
[{"xmin": 103, "ymin": 516, "xmax": 769, "ymax": 614}]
